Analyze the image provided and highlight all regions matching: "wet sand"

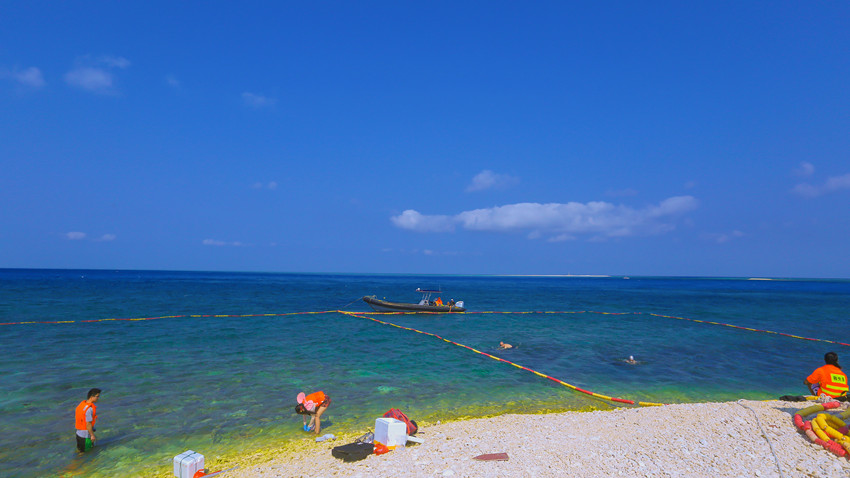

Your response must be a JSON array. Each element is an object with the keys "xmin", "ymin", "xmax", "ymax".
[{"xmin": 209, "ymin": 400, "xmax": 850, "ymax": 478}]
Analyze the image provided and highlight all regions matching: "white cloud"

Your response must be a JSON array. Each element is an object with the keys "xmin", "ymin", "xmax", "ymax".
[
  {"xmin": 547, "ymin": 233, "xmax": 576, "ymax": 242},
  {"xmin": 63, "ymin": 232, "xmax": 117, "ymax": 242},
  {"xmin": 64, "ymin": 55, "xmax": 130, "ymax": 94},
  {"xmin": 466, "ymin": 170, "xmax": 519, "ymax": 192},
  {"xmin": 792, "ymin": 173, "xmax": 850, "ymax": 198},
  {"xmin": 202, "ymin": 239, "xmax": 246, "ymax": 246},
  {"xmin": 242, "ymin": 92, "xmax": 276, "ymax": 108},
  {"xmin": 100, "ymin": 56, "xmax": 130, "ymax": 69},
  {"xmin": 391, "ymin": 196, "xmax": 698, "ymax": 240},
  {"xmin": 701, "ymin": 230, "xmax": 745, "ymax": 244},
  {"xmin": 1, "ymin": 66, "xmax": 46, "ymax": 88},
  {"xmin": 390, "ymin": 210, "xmax": 456, "ymax": 232},
  {"xmin": 65, "ymin": 67, "xmax": 114, "ymax": 93},
  {"xmin": 380, "ymin": 247, "xmax": 460, "ymax": 257},
  {"xmin": 794, "ymin": 162, "xmax": 815, "ymax": 177},
  {"xmin": 251, "ymin": 181, "xmax": 278, "ymax": 190},
  {"xmin": 9, "ymin": 66, "xmax": 46, "ymax": 88}
]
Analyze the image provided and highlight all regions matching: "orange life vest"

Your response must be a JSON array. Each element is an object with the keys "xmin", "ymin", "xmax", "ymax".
[
  {"xmin": 75, "ymin": 400, "xmax": 97, "ymax": 430},
  {"xmin": 808, "ymin": 364, "xmax": 849, "ymax": 398},
  {"xmin": 305, "ymin": 391, "xmax": 327, "ymax": 406}
]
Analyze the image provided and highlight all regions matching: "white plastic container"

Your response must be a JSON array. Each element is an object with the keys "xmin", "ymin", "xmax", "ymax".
[
  {"xmin": 173, "ymin": 450, "xmax": 204, "ymax": 478},
  {"xmin": 375, "ymin": 417, "xmax": 408, "ymax": 449}
]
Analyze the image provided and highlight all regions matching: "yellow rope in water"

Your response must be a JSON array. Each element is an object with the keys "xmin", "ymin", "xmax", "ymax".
[
  {"xmin": 341, "ymin": 310, "xmax": 665, "ymax": 407},
  {"xmin": 4, "ymin": 309, "xmax": 848, "ymax": 348},
  {"xmin": 6, "ymin": 308, "xmax": 843, "ymax": 407}
]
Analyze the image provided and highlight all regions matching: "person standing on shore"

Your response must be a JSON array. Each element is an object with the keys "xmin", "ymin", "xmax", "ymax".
[
  {"xmin": 805, "ymin": 352, "xmax": 848, "ymax": 399},
  {"xmin": 74, "ymin": 388, "xmax": 101, "ymax": 452},
  {"xmin": 295, "ymin": 391, "xmax": 331, "ymax": 435}
]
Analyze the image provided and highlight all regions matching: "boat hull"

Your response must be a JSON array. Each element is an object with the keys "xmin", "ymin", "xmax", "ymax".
[{"xmin": 362, "ymin": 296, "xmax": 465, "ymax": 313}]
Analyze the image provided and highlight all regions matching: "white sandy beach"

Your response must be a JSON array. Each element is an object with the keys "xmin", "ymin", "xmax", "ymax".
[{"xmin": 217, "ymin": 400, "xmax": 850, "ymax": 478}]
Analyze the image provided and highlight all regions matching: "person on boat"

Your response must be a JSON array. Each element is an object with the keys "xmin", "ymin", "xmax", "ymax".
[
  {"xmin": 499, "ymin": 341, "xmax": 512, "ymax": 349},
  {"xmin": 295, "ymin": 391, "xmax": 331, "ymax": 435},
  {"xmin": 805, "ymin": 352, "xmax": 849, "ymax": 399},
  {"xmin": 74, "ymin": 388, "xmax": 101, "ymax": 453},
  {"xmin": 434, "ymin": 297, "xmax": 443, "ymax": 306}
]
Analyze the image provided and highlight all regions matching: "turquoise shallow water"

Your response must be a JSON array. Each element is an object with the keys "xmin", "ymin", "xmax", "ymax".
[{"xmin": 1, "ymin": 269, "xmax": 849, "ymax": 477}]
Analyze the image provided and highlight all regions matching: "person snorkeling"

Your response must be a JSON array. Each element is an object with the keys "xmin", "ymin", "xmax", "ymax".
[
  {"xmin": 805, "ymin": 352, "xmax": 849, "ymax": 399},
  {"xmin": 295, "ymin": 391, "xmax": 331, "ymax": 435}
]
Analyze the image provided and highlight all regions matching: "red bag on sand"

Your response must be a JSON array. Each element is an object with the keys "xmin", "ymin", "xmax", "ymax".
[
  {"xmin": 373, "ymin": 442, "xmax": 389, "ymax": 455},
  {"xmin": 382, "ymin": 408, "xmax": 418, "ymax": 435}
]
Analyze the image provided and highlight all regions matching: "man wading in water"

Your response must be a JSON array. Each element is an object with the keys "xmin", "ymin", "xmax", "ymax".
[{"xmin": 74, "ymin": 388, "xmax": 101, "ymax": 452}]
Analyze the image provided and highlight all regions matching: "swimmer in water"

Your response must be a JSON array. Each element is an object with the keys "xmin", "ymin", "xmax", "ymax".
[
  {"xmin": 499, "ymin": 341, "xmax": 513, "ymax": 349},
  {"xmin": 625, "ymin": 355, "xmax": 637, "ymax": 365}
]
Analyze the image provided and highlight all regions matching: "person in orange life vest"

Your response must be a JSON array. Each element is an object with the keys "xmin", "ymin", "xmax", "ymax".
[
  {"xmin": 295, "ymin": 391, "xmax": 331, "ymax": 435},
  {"xmin": 75, "ymin": 388, "xmax": 101, "ymax": 452},
  {"xmin": 805, "ymin": 352, "xmax": 849, "ymax": 398}
]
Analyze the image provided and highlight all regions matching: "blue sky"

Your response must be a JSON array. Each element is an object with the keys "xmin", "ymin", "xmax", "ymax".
[{"xmin": 1, "ymin": 2, "xmax": 848, "ymax": 277}]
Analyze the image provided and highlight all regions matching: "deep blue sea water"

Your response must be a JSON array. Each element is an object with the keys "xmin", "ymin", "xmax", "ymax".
[{"xmin": 1, "ymin": 269, "xmax": 849, "ymax": 477}]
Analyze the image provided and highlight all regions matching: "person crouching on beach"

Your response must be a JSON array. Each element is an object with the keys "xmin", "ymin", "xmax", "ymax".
[
  {"xmin": 74, "ymin": 388, "xmax": 101, "ymax": 453},
  {"xmin": 295, "ymin": 391, "xmax": 331, "ymax": 435},
  {"xmin": 805, "ymin": 352, "xmax": 848, "ymax": 399}
]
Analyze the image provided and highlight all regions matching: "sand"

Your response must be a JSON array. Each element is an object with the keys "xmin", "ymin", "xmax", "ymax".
[{"xmin": 214, "ymin": 400, "xmax": 850, "ymax": 478}]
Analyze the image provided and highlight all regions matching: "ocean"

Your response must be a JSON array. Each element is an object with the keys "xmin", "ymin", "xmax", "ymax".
[{"xmin": 1, "ymin": 269, "xmax": 848, "ymax": 477}]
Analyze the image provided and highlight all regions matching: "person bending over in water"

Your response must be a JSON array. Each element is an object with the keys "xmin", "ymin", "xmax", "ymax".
[
  {"xmin": 499, "ymin": 341, "xmax": 513, "ymax": 349},
  {"xmin": 295, "ymin": 391, "xmax": 331, "ymax": 435},
  {"xmin": 805, "ymin": 352, "xmax": 848, "ymax": 399}
]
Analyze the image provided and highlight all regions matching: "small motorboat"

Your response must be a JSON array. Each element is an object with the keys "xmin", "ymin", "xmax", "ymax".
[{"xmin": 362, "ymin": 288, "xmax": 465, "ymax": 313}]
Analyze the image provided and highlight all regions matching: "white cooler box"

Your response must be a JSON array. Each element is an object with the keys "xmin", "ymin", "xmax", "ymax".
[
  {"xmin": 375, "ymin": 417, "xmax": 408, "ymax": 449},
  {"xmin": 173, "ymin": 450, "xmax": 204, "ymax": 478}
]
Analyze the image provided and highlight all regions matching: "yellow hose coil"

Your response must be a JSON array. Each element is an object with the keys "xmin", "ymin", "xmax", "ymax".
[
  {"xmin": 797, "ymin": 404, "xmax": 826, "ymax": 418},
  {"xmin": 811, "ymin": 416, "xmax": 831, "ymax": 442},
  {"xmin": 816, "ymin": 414, "xmax": 845, "ymax": 440}
]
